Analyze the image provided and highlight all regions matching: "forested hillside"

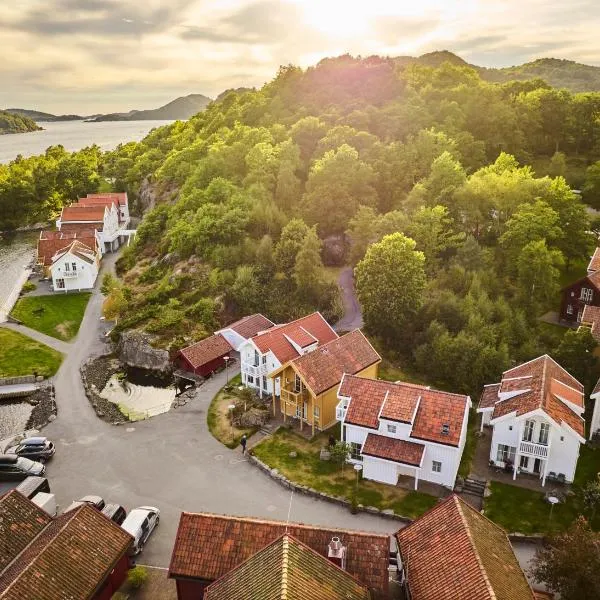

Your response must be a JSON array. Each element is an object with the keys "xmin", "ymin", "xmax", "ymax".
[
  {"xmin": 4, "ymin": 55, "xmax": 600, "ymax": 394},
  {"xmin": 0, "ymin": 110, "xmax": 42, "ymax": 135}
]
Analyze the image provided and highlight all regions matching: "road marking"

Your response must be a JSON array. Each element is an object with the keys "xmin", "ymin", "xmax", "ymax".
[
  {"xmin": 229, "ymin": 458, "xmax": 247, "ymax": 465},
  {"xmin": 214, "ymin": 454, "xmax": 224, "ymax": 461},
  {"xmin": 126, "ymin": 427, "xmax": 135, "ymax": 433},
  {"xmin": 267, "ymin": 504, "xmax": 277, "ymax": 512}
]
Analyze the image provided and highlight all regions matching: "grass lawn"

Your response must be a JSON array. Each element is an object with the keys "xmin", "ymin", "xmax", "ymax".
[
  {"xmin": 11, "ymin": 293, "xmax": 91, "ymax": 341},
  {"xmin": 252, "ymin": 428, "xmax": 438, "ymax": 519},
  {"xmin": 0, "ymin": 328, "xmax": 63, "ymax": 378},
  {"xmin": 484, "ymin": 445, "xmax": 600, "ymax": 534},
  {"xmin": 207, "ymin": 374, "xmax": 258, "ymax": 449},
  {"xmin": 458, "ymin": 409, "xmax": 478, "ymax": 479},
  {"xmin": 378, "ymin": 358, "xmax": 429, "ymax": 386}
]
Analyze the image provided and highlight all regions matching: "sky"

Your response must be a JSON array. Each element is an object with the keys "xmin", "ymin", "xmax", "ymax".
[{"xmin": 1, "ymin": 0, "xmax": 599, "ymax": 114}]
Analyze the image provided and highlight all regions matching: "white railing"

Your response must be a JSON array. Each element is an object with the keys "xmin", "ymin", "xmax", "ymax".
[
  {"xmin": 336, "ymin": 401, "xmax": 348, "ymax": 422},
  {"xmin": 519, "ymin": 441, "xmax": 549, "ymax": 458},
  {"xmin": 243, "ymin": 363, "xmax": 267, "ymax": 377}
]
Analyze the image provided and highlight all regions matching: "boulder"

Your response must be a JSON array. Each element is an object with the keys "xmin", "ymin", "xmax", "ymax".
[
  {"xmin": 319, "ymin": 448, "xmax": 331, "ymax": 461},
  {"xmin": 117, "ymin": 331, "xmax": 171, "ymax": 374},
  {"xmin": 321, "ymin": 234, "xmax": 348, "ymax": 266},
  {"xmin": 237, "ymin": 407, "xmax": 270, "ymax": 428}
]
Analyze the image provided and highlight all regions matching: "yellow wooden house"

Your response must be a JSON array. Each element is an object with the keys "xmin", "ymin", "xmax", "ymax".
[{"xmin": 268, "ymin": 330, "xmax": 381, "ymax": 436}]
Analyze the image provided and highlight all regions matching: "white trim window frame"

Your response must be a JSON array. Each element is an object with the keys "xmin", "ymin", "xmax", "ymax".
[{"xmin": 432, "ymin": 460, "xmax": 442, "ymax": 473}]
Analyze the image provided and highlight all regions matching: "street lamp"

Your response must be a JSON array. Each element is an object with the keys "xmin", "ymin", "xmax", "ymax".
[
  {"xmin": 224, "ymin": 355, "xmax": 230, "ymax": 383},
  {"xmin": 353, "ymin": 463, "xmax": 363, "ymax": 495},
  {"xmin": 228, "ymin": 403, "xmax": 236, "ymax": 442}
]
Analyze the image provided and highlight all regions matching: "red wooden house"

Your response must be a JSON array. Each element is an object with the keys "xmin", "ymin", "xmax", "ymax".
[
  {"xmin": 560, "ymin": 270, "xmax": 600, "ymax": 324},
  {"xmin": 177, "ymin": 334, "xmax": 234, "ymax": 377}
]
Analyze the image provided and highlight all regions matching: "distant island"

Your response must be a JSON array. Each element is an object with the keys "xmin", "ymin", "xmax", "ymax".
[
  {"xmin": 86, "ymin": 94, "xmax": 212, "ymax": 122},
  {"xmin": 0, "ymin": 110, "xmax": 42, "ymax": 135},
  {"xmin": 4, "ymin": 108, "xmax": 84, "ymax": 122}
]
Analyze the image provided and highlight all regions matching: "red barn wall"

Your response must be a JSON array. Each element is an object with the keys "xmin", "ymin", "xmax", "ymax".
[{"xmin": 560, "ymin": 278, "xmax": 600, "ymax": 323}]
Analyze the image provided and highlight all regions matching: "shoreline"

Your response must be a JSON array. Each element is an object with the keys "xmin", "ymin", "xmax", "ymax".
[{"xmin": 0, "ymin": 263, "xmax": 33, "ymax": 323}]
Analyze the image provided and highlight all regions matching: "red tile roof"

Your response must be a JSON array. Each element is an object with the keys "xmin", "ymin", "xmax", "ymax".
[
  {"xmin": 290, "ymin": 330, "xmax": 380, "ymax": 396},
  {"xmin": 204, "ymin": 534, "xmax": 371, "ymax": 600},
  {"xmin": 60, "ymin": 205, "xmax": 107, "ymax": 223},
  {"xmin": 0, "ymin": 492, "xmax": 132, "ymax": 600},
  {"xmin": 179, "ymin": 334, "xmax": 233, "ymax": 369},
  {"xmin": 341, "ymin": 376, "xmax": 469, "ymax": 447},
  {"xmin": 362, "ymin": 433, "xmax": 424, "ymax": 467},
  {"xmin": 588, "ymin": 247, "xmax": 600, "ymax": 273},
  {"xmin": 486, "ymin": 356, "xmax": 585, "ymax": 438},
  {"xmin": 396, "ymin": 495, "xmax": 535, "ymax": 600},
  {"xmin": 287, "ymin": 327, "xmax": 318, "ymax": 348},
  {"xmin": 500, "ymin": 376, "xmax": 533, "ymax": 394},
  {"xmin": 221, "ymin": 313, "xmax": 274, "ymax": 339},
  {"xmin": 87, "ymin": 192, "xmax": 128, "ymax": 206},
  {"xmin": 78, "ymin": 197, "xmax": 118, "ymax": 209},
  {"xmin": 52, "ymin": 240, "xmax": 97, "ymax": 265},
  {"xmin": 581, "ymin": 305, "xmax": 600, "ymax": 343},
  {"xmin": 479, "ymin": 384, "xmax": 501, "ymax": 410},
  {"xmin": 168, "ymin": 512, "xmax": 390, "ymax": 596},
  {"xmin": 253, "ymin": 312, "xmax": 338, "ymax": 364},
  {"xmin": 38, "ymin": 229, "xmax": 98, "ymax": 266}
]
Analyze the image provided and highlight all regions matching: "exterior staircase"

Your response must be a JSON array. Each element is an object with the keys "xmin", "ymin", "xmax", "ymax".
[{"xmin": 461, "ymin": 478, "xmax": 487, "ymax": 498}]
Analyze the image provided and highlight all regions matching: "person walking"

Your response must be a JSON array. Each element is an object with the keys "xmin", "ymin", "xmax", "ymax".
[{"xmin": 240, "ymin": 434, "xmax": 247, "ymax": 455}]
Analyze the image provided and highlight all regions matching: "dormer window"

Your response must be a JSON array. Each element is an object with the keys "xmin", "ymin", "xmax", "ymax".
[
  {"xmin": 387, "ymin": 423, "xmax": 397, "ymax": 434},
  {"xmin": 441, "ymin": 424, "xmax": 450, "ymax": 435}
]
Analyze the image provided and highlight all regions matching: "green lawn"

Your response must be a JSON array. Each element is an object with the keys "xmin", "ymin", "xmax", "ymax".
[
  {"xmin": 378, "ymin": 358, "xmax": 429, "ymax": 386},
  {"xmin": 11, "ymin": 293, "xmax": 91, "ymax": 341},
  {"xmin": 252, "ymin": 428, "xmax": 437, "ymax": 519},
  {"xmin": 458, "ymin": 409, "xmax": 478, "ymax": 479},
  {"xmin": 0, "ymin": 328, "xmax": 63, "ymax": 378}
]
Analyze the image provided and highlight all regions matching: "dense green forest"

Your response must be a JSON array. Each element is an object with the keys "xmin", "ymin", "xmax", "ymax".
[
  {"xmin": 0, "ymin": 110, "xmax": 42, "ymax": 135},
  {"xmin": 4, "ymin": 55, "xmax": 600, "ymax": 394}
]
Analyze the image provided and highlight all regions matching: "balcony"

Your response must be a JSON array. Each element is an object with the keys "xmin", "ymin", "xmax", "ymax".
[
  {"xmin": 243, "ymin": 363, "xmax": 267, "ymax": 377},
  {"xmin": 336, "ymin": 401, "xmax": 348, "ymax": 422},
  {"xmin": 519, "ymin": 440, "xmax": 549, "ymax": 458},
  {"xmin": 61, "ymin": 270, "xmax": 79, "ymax": 278},
  {"xmin": 281, "ymin": 388, "xmax": 308, "ymax": 407}
]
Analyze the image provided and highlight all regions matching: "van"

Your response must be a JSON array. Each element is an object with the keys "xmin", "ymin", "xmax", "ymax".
[{"xmin": 121, "ymin": 506, "xmax": 160, "ymax": 555}]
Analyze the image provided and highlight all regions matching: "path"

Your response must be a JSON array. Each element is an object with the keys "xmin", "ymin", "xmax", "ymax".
[
  {"xmin": 334, "ymin": 266, "xmax": 363, "ymax": 332},
  {"xmin": 0, "ymin": 320, "xmax": 71, "ymax": 354}
]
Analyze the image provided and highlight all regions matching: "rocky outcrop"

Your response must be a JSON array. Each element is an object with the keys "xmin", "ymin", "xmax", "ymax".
[
  {"xmin": 118, "ymin": 330, "xmax": 172, "ymax": 374},
  {"xmin": 80, "ymin": 356, "xmax": 127, "ymax": 423},
  {"xmin": 322, "ymin": 234, "xmax": 348, "ymax": 266}
]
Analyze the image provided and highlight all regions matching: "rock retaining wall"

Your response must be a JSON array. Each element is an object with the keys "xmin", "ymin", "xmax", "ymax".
[
  {"xmin": 25, "ymin": 383, "xmax": 57, "ymax": 430},
  {"xmin": 80, "ymin": 355, "xmax": 128, "ymax": 424}
]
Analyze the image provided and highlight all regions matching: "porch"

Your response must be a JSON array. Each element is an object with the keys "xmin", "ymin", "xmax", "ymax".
[
  {"xmin": 266, "ymin": 395, "xmax": 319, "ymax": 440},
  {"xmin": 470, "ymin": 428, "xmax": 571, "ymax": 493}
]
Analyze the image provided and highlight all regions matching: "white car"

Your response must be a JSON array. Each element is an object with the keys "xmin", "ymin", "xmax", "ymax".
[{"xmin": 121, "ymin": 506, "xmax": 160, "ymax": 555}]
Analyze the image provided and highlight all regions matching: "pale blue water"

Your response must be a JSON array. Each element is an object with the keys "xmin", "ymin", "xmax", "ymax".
[{"xmin": 0, "ymin": 119, "xmax": 173, "ymax": 164}]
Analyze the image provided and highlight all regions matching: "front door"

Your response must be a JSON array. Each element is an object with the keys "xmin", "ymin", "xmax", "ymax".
[
  {"xmin": 519, "ymin": 456, "xmax": 529, "ymax": 471},
  {"xmin": 303, "ymin": 401, "xmax": 308, "ymax": 420},
  {"xmin": 533, "ymin": 458, "xmax": 541, "ymax": 474}
]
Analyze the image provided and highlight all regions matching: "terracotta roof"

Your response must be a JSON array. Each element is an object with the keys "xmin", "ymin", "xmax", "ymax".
[
  {"xmin": 59, "ymin": 221, "xmax": 103, "ymax": 233},
  {"xmin": 221, "ymin": 313, "xmax": 275, "ymax": 339},
  {"xmin": 51, "ymin": 240, "xmax": 97, "ymax": 265},
  {"xmin": 581, "ymin": 305, "xmax": 600, "ymax": 343},
  {"xmin": 287, "ymin": 327, "xmax": 318, "ymax": 348},
  {"xmin": 362, "ymin": 433, "xmax": 424, "ymax": 467},
  {"xmin": 0, "ymin": 490, "xmax": 51, "ymax": 573},
  {"xmin": 500, "ymin": 376, "xmax": 533, "ymax": 394},
  {"xmin": 87, "ymin": 192, "xmax": 128, "ymax": 206},
  {"xmin": 588, "ymin": 247, "xmax": 600, "ymax": 273},
  {"xmin": 533, "ymin": 592, "xmax": 554, "ymax": 599},
  {"xmin": 479, "ymin": 384, "xmax": 501, "ymax": 410},
  {"xmin": 253, "ymin": 312, "xmax": 338, "ymax": 364},
  {"xmin": 78, "ymin": 197, "xmax": 118, "ymax": 209},
  {"xmin": 489, "ymin": 356, "xmax": 585, "ymax": 437},
  {"xmin": 38, "ymin": 230, "xmax": 97, "ymax": 266},
  {"xmin": 396, "ymin": 495, "xmax": 535, "ymax": 600},
  {"xmin": 290, "ymin": 330, "xmax": 380, "ymax": 396},
  {"xmin": 204, "ymin": 534, "xmax": 371, "ymax": 600},
  {"xmin": 60, "ymin": 205, "xmax": 106, "ymax": 223},
  {"xmin": 0, "ymin": 495, "xmax": 132, "ymax": 600},
  {"xmin": 168, "ymin": 512, "xmax": 389, "ymax": 596},
  {"xmin": 179, "ymin": 334, "xmax": 233, "ymax": 369},
  {"xmin": 340, "ymin": 376, "xmax": 469, "ymax": 447}
]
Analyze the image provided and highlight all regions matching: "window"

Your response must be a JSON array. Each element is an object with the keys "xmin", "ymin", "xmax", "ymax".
[
  {"xmin": 350, "ymin": 442, "xmax": 362, "ymax": 461},
  {"xmin": 387, "ymin": 423, "xmax": 397, "ymax": 434},
  {"xmin": 432, "ymin": 461, "xmax": 442, "ymax": 473},
  {"xmin": 523, "ymin": 420, "xmax": 534, "ymax": 442},
  {"xmin": 254, "ymin": 350, "xmax": 260, "ymax": 367},
  {"xmin": 262, "ymin": 376, "xmax": 267, "ymax": 390},
  {"xmin": 314, "ymin": 406, "xmax": 320, "ymax": 419},
  {"xmin": 581, "ymin": 287, "xmax": 593, "ymax": 302},
  {"xmin": 496, "ymin": 444, "xmax": 516, "ymax": 464},
  {"xmin": 56, "ymin": 278, "xmax": 65, "ymax": 289},
  {"xmin": 566, "ymin": 304, "xmax": 573, "ymax": 315},
  {"xmin": 519, "ymin": 456, "xmax": 529, "ymax": 470},
  {"xmin": 64, "ymin": 262, "xmax": 70, "ymax": 271},
  {"xmin": 261, "ymin": 355, "xmax": 267, "ymax": 365},
  {"xmin": 71, "ymin": 262, "xmax": 77, "ymax": 271},
  {"xmin": 247, "ymin": 375, "xmax": 254, "ymax": 385},
  {"xmin": 294, "ymin": 374, "xmax": 302, "ymax": 393},
  {"xmin": 538, "ymin": 422, "xmax": 550, "ymax": 445}
]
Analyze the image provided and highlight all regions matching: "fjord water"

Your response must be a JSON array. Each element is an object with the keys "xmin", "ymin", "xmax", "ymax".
[{"xmin": 0, "ymin": 119, "xmax": 173, "ymax": 164}]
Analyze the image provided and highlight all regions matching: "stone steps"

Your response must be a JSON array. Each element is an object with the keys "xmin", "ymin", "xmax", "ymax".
[{"xmin": 462, "ymin": 477, "xmax": 487, "ymax": 497}]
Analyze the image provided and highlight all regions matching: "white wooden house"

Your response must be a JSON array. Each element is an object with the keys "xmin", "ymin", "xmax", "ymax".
[
  {"xmin": 477, "ymin": 355, "xmax": 586, "ymax": 485},
  {"xmin": 50, "ymin": 241, "xmax": 100, "ymax": 292},
  {"xmin": 238, "ymin": 312, "xmax": 337, "ymax": 397},
  {"xmin": 336, "ymin": 375, "xmax": 471, "ymax": 490}
]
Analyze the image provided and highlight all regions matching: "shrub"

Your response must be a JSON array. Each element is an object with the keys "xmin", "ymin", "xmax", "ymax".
[
  {"xmin": 127, "ymin": 566, "xmax": 148, "ymax": 589},
  {"xmin": 21, "ymin": 281, "xmax": 37, "ymax": 294}
]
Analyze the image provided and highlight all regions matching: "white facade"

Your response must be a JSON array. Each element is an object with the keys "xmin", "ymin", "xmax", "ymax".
[
  {"xmin": 339, "ymin": 404, "xmax": 469, "ymax": 490},
  {"xmin": 589, "ymin": 388, "xmax": 600, "ymax": 440},
  {"xmin": 482, "ymin": 407, "xmax": 584, "ymax": 485},
  {"xmin": 239, "ymin": 340, "xmax": 281, "ymax": 397},
  {"xmin": 50, "ymin": 249, "xmax": 99, "ymax": 292}
]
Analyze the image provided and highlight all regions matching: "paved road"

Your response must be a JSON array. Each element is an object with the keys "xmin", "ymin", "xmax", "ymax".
[
  {"xmin": 42, "ymin": 253, "xmax": 399, "ymax": 567},
  {"xmin": 334, "ymin": 266, "xmax": 363, "ymax": 332},
  {"xmin": 0, "ymin": 321, "xmax": 71, "ymax": 354}
]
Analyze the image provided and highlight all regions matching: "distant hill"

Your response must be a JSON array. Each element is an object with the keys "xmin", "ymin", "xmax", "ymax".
[
  {"xmin": 88, "ymin": 94, "xmax": 212, "ymax": 122},
  {"xmin": 215, "ymin": 87, "xmax": 254, "ymax": 103},
  {"xmin": 5, "ymin": 108, "xmax": 84, "ymax": 122},
  {"xmin": 393, "ymin": 51, "xmax": 600, "ymax": 93},
  {"xmin": 0, "ymin": 110, "xmax": 42, "ymax": 135}
]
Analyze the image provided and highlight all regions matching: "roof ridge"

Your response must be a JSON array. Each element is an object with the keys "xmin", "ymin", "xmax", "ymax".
[
  {"xmin": 281, "ymin": 534, "xmax": 289, "ymax": 600},
  {"xmin": 454, "ymin": 497, "xmax": 497, "ymax": 600}
]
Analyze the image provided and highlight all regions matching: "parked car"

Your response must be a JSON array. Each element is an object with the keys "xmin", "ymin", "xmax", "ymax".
[
  {"xmin": 5, "ymin": 437, "xmax": 55, "ymax": 463},
  {"xmin": 15, "ymin": 476, "xmax": 50, "ymax": 498},
  {"xmin": 0, "ymin": 455, "xmax": 45, "ymax": 481},
  {"xmin": 101, "ymin": 503, "xmax": 127, "ymax": 525},
  {"xmin": 121, "ymin": 506, "xmax": 160, "ymax": 555},
  {"xmin": 32, "ymin": 492, "xmax": 58, "ymax": 517},
  {"xmin": 64, "ymin": 495, "xmax": 106, "ymax": 513}
]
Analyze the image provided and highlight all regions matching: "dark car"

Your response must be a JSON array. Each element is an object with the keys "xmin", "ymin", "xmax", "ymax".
[
  {"xmin": 102, "ymin": 503, "xmax": 127, "ymax": 525},
  {"xmin": 5, "ymin": 437, "xmax": 55, "ymax": 463},
  {"xmin": 0, "ymin": 455, "xmax": 45, "ymax": 481}
]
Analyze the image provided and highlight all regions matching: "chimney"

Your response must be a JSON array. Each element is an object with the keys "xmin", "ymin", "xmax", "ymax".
[{"xmin": 327, "ymin": 536, "xmax": 347, "ymax": 570}]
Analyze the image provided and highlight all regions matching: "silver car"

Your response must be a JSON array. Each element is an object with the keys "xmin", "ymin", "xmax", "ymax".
[{"xmin": 120, "ymin": 506, "xmax": 160, "ymax": 555}]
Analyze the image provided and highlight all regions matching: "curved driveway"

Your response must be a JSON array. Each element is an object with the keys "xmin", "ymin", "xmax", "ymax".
[
  {"xmin": 334, "ymin": 267, "xmax": 363, "ymax": 332},
  {"xmin": 43, "ymin": 255, "xmax": 398, "ymax": 567}
]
